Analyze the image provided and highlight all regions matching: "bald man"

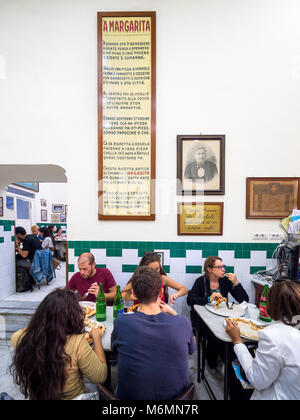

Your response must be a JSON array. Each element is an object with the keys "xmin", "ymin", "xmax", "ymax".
[{"xmin": 66, "ymin": 252, "xmax": 116, "ymax": 305}]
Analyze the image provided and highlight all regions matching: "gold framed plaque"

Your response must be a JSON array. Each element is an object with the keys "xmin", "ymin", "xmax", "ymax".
[
  {"xmin": 98, "ymin": 12, "xmax": 156, "ymax": 220},
  {"xmin": 246, "ymin": 177, "xmax": 300, "ymax": 219},
  {"xmin": 177, "ymin": 202, "xmax": 224, "ymax": 235}
]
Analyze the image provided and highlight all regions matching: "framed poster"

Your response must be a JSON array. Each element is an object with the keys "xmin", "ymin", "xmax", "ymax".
[
  {"xmin": 41, "ymin": 209, "xmax": 47, "ymax": 222},
  {"xmin": 52, "ymin": 204, "xmax": 64, "ymax": 213},
  {"xmin": 98, "ymin": 11, "xmax": 156, "ymax": 220},
  {"xmin": 60, "ymin": 213, "xmax": 66, "ymax": 223},
  {"xmin": 177, "ymin": 135, "xmax": 225, "ymax": 195},
  {"xmin": 51, "ymin": 214, "xmax": 60, "ymax": 223},
  {"xmin": 0, "ymin": 197, "xmax": 3, "ymax": 217},
  {"xmin": 246, "ymin": 177, "xmax": 300, "ymax": 219},
  {"xmin": 41, "ymin": 198, "xmax": 47, "ymax": 207},
  {"xmin": 177, "ymin": 202, "xmax": 224, "ymax": 235},
  {"xmin": 14, "ymin": 182, "xmax": 39, "ymax": 192}
]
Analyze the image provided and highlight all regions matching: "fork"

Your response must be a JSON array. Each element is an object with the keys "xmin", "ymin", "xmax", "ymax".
[{"xmin": 226, "ymin": 301, "xmax": 234, "ymax": 310}]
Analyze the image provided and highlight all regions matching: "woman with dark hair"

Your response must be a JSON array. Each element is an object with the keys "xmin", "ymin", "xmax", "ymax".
[
  {"xmin": 122, "ymin": 252, "xmax": 188, "ymax": 305},
  {"xmin": 10, "ymin": 288, "xmax": 107, "ymax": 400},
  {"xmin": 226, "ymin": 280, "xmax": 300, "ymax": 400},
  {"xmin": 41, "ymin": 227, "xmax": 54, "ymax": 254}
]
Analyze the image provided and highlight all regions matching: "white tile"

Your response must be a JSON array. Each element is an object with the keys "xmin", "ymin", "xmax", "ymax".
[
  {"xmin": 122, "ymin": 249, "xmax": 138, "ymax": 265},
  {"xmin": 114, "ymin": 272, "xmax": 132, "ymax": 289},
  {"xmin": 233, "ymin": 259, "xmax": 251, "ymax": 277},
  {"xmin": 169, "ymin": 258, "xmax": 186, "ymax": 274},
  {"xmin": 106, "ymin": 257, "xmax": 122, "ymax": 274},
  {"xmin": 250, "ymin": 251, "xmax": 267, "ymax": 266},
  {"xmin": 90, "ymin": 248, "xmax": 107, "ymax": 265},
  {"xmin": 186, "ymin": 250, "xmax": 202, "ymax": 266},
  {"xmin": 218, "ymin": 250, "xmax": 235, "ymax": 266}
]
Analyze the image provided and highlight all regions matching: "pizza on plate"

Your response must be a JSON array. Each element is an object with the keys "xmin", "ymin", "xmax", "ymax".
[
  {"xmin": 83, "ymin": 305, "xmax": 96, "ymax": 318},
  {"xmin": 214, "ymin": 297, "xmax": 227, "ymax": 309},
  {"xmin": 230, "ymin": 317, "xmax": 265, "ymax": 340}
]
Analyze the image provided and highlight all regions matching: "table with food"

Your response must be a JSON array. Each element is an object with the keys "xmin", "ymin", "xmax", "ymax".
[{"xmin": 193, "ymin": 298, "xmax": 272, "ymax": 400}]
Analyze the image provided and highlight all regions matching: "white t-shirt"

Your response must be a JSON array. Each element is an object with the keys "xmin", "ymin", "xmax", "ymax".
[{"xmin": 42, "ymin": 237, "xmax": 54, "ymax": 254}]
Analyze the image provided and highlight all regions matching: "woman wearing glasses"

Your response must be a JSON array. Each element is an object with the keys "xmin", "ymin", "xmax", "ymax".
[
  {"xmin": 187, "ymin": 255, "xmax": 250, "ymax": 399},
  {"xmin": 122, "ymin": 252, "xmax": 188, "ymax": 306}
]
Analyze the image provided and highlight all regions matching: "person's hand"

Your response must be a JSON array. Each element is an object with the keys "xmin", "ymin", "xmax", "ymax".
[
  {"xmin": 226, "ymin": 273, "xmax": 239, "ymax": 286},
  {"xmin": 89, "ymin": 327, "xmax": 104, "ymax": 339},
  {"xmin": 209, "ymin": 292, "xmax": 223, "ymax": 302},
  {"xmin": 169, "ymin": 292, "xmax": 179, "ymax": 306},
  {"xmin": 88, "ymin": 282, "xmax": 99, "ymax": 297},
  {"xmin": 225, "ymin": 318, "xmax": 242, "ymax": 344},
  {"xmin": 159, "ymin": 300, "xmax": 177, "ymax": 316}
]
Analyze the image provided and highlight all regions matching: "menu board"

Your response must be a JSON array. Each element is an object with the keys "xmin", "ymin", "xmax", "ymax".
[{"xmin": 98, "ymin": 12, "xmax": 156, "ymax": 220}]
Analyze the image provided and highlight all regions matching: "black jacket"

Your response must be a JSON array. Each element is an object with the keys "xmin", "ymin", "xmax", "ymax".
[{"xmin": 187, "ymin": 274, "xmax": 249, "ymax": 330}]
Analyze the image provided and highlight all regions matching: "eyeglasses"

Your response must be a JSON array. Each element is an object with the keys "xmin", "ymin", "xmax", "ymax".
[{"xmin": 213, "ymin": 265, "xmax": 226, "ymax": 270}]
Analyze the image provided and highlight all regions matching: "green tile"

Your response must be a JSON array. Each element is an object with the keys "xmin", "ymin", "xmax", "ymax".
[
  {"xmin": 68, "ymin": 264, "xmax": 75, "ymax": 272},
  {"xmin": 11, "ymin": 236, "xmax": 15, "ymax": 242},
  {"xmin": 170, "ymin": 249, "xmax": 186, "ymax": 258},
  {"xmin": 0, "ymin": 237, "xmax": 4, "ymax": 243},
  {"xmin": 185, "ymin": 242, "xmax": 195, "ymax": 250},
  {"xmin": 106, "ymin": 248, "xmax": 122, "ymax": 257},
  {"xmin": 68, "ymin": 241, "xmax": 75, "ymax": 248},
  {"xmin": 186, "ymin": 266, "xmax": 202, "ymax": 274},
  {"xmin": 90, "ymin": 241, "xmax": 99, "ymax": 248},
  {"xmin": 122, "ymin": 264, "xmax": 138, "ymax": 273},
  {"xmin": 250, "ymin": 266, "xmax": 266, "ymax": 274},
  {"xmin": 225, "ymin": 266, "xmax": 234, "ymax": 273},
  {"xmin": 96, "ymin": 264, "xmax": 106, "ymax": 268},
  {"xmin": 234, "ymin": 250, "xmax": 244, "ymax": 259},
  {"xmin": 163, "ymin": 265, "xmax": 170, "ymax": 273},
  {"xmin": 74, "ymin": 247, "xmax": 82, "ymax": 257}
]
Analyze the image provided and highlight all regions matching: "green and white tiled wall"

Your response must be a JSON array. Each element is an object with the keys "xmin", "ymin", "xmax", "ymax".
[
  {"xmin": 37, "ymin": 223, "xmax": 67, "ymax": 235},
  {"xmin": 0, "ymin": 220, "xmax": 15, "ymax": 300},
  {"xmin": 68, "ymin": 240, "xmax": 279, "ymax": 310}
]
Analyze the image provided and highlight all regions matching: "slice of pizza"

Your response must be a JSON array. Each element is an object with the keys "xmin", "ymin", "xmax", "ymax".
[
  {"xmin": 84, "ymin": 306, "xmax": 96, "ymax": 318},
  {"xmin": 214, "ymin": 297, "xmax": 227, "ymax": 309}
]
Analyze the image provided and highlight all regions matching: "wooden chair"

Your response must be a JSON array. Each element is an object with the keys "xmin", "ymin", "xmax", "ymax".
[{"xmin": 97, "ymin": 382, "xmax": 195, "ymax": 400}]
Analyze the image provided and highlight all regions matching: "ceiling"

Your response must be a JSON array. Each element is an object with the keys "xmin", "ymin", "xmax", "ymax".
[{"xmin": 0, "ymin": 164, "xmax": 67, "ymax": 185}]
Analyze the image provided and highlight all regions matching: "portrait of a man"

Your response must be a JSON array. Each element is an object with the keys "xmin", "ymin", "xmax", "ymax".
[
  {"xmin": 184, "ymin": 145, "xmax": 218, "ymax": 182},
  {"xmin": 177, "ymin": 135, "xmax": 225, "ymax": 195}
]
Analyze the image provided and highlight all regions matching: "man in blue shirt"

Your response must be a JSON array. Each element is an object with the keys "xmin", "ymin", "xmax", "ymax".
[{"xmin": 111, "ymin": 266, "xmax": 195, "ymax": 400}]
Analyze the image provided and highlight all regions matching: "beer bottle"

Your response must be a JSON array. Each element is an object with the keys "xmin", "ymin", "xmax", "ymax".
[
  {"xmin": 96, "ymin": 283, "xmax": 106, "ymax": 322},
  {"xmin": 113, "ymin": 285, "xmax": 124, "ymax": 320},
  {"xmin": 259, "ymin": 284, "xmax": 271, "ymax": 322}
]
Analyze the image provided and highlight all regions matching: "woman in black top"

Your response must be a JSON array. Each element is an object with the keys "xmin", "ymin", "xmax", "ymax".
[{"xmin": 187, "ymin": 255, "xmax": 251, "ymax": 400}]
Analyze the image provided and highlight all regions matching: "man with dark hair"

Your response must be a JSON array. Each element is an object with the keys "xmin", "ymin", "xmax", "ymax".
[
  {"xmin": 15, "ymin": 226, "xmax": 43, "ymax": 267},
  {"xmin": 111, "ymin": 266, "xmax": 195, "ymax": 400},
  {"xmin": 66, "ymin": 252, "xmax": 116, "ymax": 304},
  {"xmin": 15, "ymin": 226, "xmax": 43, "ymax": 292}
]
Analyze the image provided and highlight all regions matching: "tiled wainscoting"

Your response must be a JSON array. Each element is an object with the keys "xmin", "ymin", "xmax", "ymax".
[
  {"xmin": 68, "ymin": 241, "xmax": 279, "ymax": 318},
  {"xmin": 0, "ymin": 221, "xmax": 15, "ymax": 300},
  {"xmin": 37, "ymin": 223, "xmax": 67, "ymax": 235}
]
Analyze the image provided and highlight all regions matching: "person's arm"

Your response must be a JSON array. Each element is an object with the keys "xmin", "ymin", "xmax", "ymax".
[
  {"xmin": 162, "ymin": 275, "xmax": 188, "ymax": 305},
  {"xmin": 121, "ymin": 282, "xmax": 135, "ymax": 301},
  {"xmin": 159, "ymin": 301, "xmax": 177, "ymax": 316},
  {"xmin": 187, "ymin": 277, "xmax": 209, "ymax": 306},
  {"xmin": 15, "ymin": 239, "xmax": 29, "ymax": 259},
  {"xmin": 226, "ymin": 274, "xmax": 249, "ymax": 303},
  {"xmin": 77, "ymin": 333, "xmax": 107, "ymax": 384}
]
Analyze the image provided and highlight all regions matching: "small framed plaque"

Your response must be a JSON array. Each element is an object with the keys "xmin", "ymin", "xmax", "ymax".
[
  {"xmin": 41, "ymin": 209, "xmax": 47, "ymax": 222},
  {"xmin": 0, "ymin": 197, "xmax": 3, "ymax": 217},
  {"xmin": 177, "ymin": 202, "xmax": 224, "ymax": 235},
  {"xmin": 246, "ymin": 177, "xmax": 300, "ymax": 219},
  {"xmin": 52, "ymin": 204, "xmax": 64, "ymax": 213}
]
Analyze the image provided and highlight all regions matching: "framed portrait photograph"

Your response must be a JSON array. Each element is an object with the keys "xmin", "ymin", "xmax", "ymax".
[
  {"xmin": 41, "ymin": 209, "xmax": 47, "ymax": 222},
  {"xmin": 41, "ymin": 198, "xmax": 47, "ymax": 207},
  {"xmin": 60, "ymin": 213, "xmax": 66, "ymax": 223},
  {"xmin": 177, "ymin": 135, "xmax": 225, "ymax": 195},
  {"xmin": 52, "ymin": 204, "xmax": 64, "ymax": 213},
  {"xmin": 51, "ymin": 213, "xmax": 60, "ymax": 223},
  {"xmin": 0, "ymin": 197, "xmax": 3, "ymax": 217},
  {"xmin": 177, "ymin": 202, "xmax": 224, "ymax": 235},
  {"xmin": 246, "ymin": 177, "xmax": 300, "ymax": 219}
]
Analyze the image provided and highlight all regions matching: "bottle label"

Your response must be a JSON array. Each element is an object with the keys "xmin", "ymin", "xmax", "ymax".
[{"xmin": 259, "ymin": 303, "xmax": 271, "ymax": 321}]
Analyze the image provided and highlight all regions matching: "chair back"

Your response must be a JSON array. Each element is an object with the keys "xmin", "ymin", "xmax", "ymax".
[
  {"xmin": 173, "ymin": 383, "xmax": 195, "ymax": 400},
  {"xmin": 97, "ymin": 383, "xmax": 119, "ymax": 400}
]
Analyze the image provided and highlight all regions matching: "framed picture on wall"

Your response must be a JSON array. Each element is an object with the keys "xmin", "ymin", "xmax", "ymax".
[
  {"xmin": 41, "ymin": 209, "xmax": 47, "ymax": 222},
  {"xmin": 0, "ymin": 197, "xmax": 3, "ymax": 217},
  {"xmin": 41, "ymin": 198, "xmax": 47, "ymax": 207},
  {"xmin": 246, "ymin": 177, "xmax": 300, "ymax": 219},
  {"xmin": 65, "ymin": 205, "xmax": 68, "ymax": 213},
  {"xmin": 51, "ymin": 213, "xmax": 60, "ymax": 223},
  {"xmin": 177, "ymin": 202, "xmax": 224, "ymax": 235},
  {"xmin": 52, "ymin": 204, "xmax": 64, "ymax": 213},
  {"xmin": 177, "ymin": 135, "xmax": 225, "ymax": 195},
  {"xmin": 14, "ymin": 182, "xmax": 39, "ymax": 192},
  {"xmin": 60, "ymin": 213, "xmax": 66, "ymax": 222}
]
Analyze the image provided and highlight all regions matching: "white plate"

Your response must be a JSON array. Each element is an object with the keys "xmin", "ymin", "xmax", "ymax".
[
  {"xmin": 79, "ymin": 301, "xmax": 96, "ymax": 309},
  {"xmin": 223, "ymin": 317, "xmax": 265, "ymax": 341},
  {"xmin": 205, "ymin": 301, "xmax": 245, "ymax": 318},
  {"xmin": 84, "ymin": 318, "xmax": 106, "ymax": 334}
]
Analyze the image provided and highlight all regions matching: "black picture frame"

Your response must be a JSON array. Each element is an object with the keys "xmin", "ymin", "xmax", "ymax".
[{"xmin": 177, "ymin": 134, "xmax": 225, "ymax": 195}]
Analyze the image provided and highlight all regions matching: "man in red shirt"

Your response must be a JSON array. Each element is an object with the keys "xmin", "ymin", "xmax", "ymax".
[{"xmin": 66, "ymin": 252, "xmax": 116, "ymax": 305}]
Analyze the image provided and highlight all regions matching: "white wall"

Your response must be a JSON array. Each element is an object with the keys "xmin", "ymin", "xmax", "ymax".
[{"xmin": 1, "ymin": 0, "xmax": 300, "ymax": 241}]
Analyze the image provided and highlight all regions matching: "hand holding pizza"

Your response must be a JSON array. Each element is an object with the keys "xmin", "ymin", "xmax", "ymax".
[{"xmin": 225, "ymin": 318, "xmax": 242, "ymax": 344}]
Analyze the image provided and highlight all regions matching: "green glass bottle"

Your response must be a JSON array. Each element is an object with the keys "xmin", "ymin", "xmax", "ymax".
[
  {"xmin": 259, "ymin": 284, "xmax": 272, "ymax": 322},
  {"xmin": 113, "ymin": 285, "xmax": 124, "ymax": 320},
  {"xmin": 96, "ymin": 283, "xmax": 106, "ymax": 322}
]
